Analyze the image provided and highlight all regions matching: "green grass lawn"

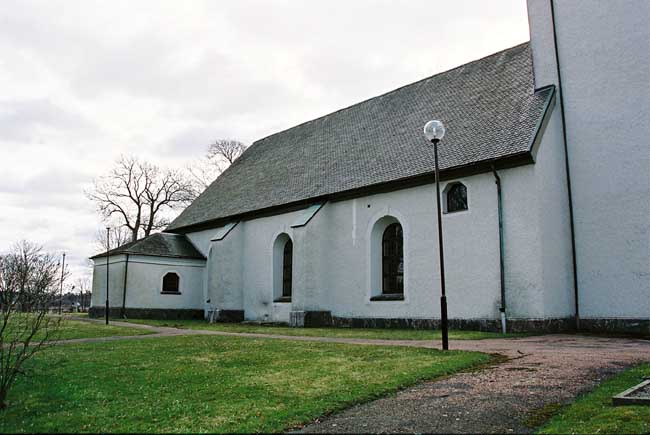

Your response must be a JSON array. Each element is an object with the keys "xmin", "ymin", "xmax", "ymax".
[
  {"xmin": 537, "ymin": 363, "xmax": 650, "ymax": 435},
  {"xmin": 3, "ymin": 315, "xmax": 152, "ymax": 342},
  {"xmin": 52, "ymin": 318, "xmax": 153, "ymax": 340},
  {"xmin": 0, "ymin": 335, "xmax": 490, "ymax": 433},
  {"xmin": 118, "ymin": 318, "xmax": 528, "ymax": 340}
]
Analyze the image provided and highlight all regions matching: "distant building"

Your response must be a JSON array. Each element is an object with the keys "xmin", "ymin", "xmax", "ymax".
[{"xmin": 91, "ymin": 1, "xmax": 649, "ymax": 334}]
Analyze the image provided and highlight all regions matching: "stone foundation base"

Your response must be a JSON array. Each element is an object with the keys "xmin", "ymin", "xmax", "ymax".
[
  {"xmin": 290, "ymin": 311, "xmax": 333, "ymax": 327},
  {"xmin": 331, "ymin": 316, "xmax": 577, "ymax": 333},
  {"xmin": 330, "ymin": 316, "xmax": 648, "ymax": 335},
  {"xmin": 579, "ymin": 318, "xmax": 649, "ymax": 336},
  {"xmin": 89, "ymin": 308, "xmax": 649, "ymax": 336},
  {"xmin": 209, "ymin": 309, "xmax": 245, "ymax": 323},
  {"xmin": 89, "ymin": 307, "xmax": 204, "ymax": 320}
]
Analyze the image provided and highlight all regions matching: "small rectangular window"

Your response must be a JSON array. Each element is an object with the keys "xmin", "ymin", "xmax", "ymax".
[
  {"xmin": 445, "ymin": 183, "xmax": 468, "ymax": 213},
  {"xmin": 162, "ymin": 272, "xmax": 180, "ymax": 293}
]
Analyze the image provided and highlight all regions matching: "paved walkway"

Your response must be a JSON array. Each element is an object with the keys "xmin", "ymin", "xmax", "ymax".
[
  {"xmin": 68, "ymin": 317, "xmax": 650, "ymax": 433},
  {"xmin": 296, "ymin": 335, "xmax": 650, "ymax": 434}
]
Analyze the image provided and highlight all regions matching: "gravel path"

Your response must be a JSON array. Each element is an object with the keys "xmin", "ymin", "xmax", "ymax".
[{"xmin": 295, "ymin": 334, "xmax": 650, "ymax": 434}]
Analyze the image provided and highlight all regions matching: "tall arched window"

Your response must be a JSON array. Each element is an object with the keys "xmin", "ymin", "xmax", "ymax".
[
  {"xmin": 382, "ymin": 223, "xmax": 403, "ymax": 295},
  {"xmin": 446, "ymin": 183, "xmax": 468, "ymax": 213},
  {"xmin": 162, "ymin": 272, "xmax": 180, "ymax": 293},
  {"xmin": 282, "ymin": 239, "xmax": 293, "ymax": 298}
]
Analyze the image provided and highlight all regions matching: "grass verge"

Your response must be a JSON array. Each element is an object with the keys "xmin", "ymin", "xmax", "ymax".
[
  {"xmin": 3, "ymin": 315, "xmax": 152, "ymax": 342},
  {"xmin": 537, "ymin": 363, "xmax": 650, "ymax": 434},
  {"xmin": 0, "ymin": 335, "xmax": 490, "ymax": 433},
  {"xmin": 52, "ymin": 318, "xmax": 153, "ymax": 340},
  {"xmin": 118, "ymin": 318, "xmax": 529, "ymax": 340}
]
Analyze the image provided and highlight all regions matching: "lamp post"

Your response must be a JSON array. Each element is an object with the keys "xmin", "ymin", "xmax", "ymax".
[
  {"xmin": 105, "ymin": 227, "xmax": 110, "ymax": 325},
  {"xmin": 423, "ymin": 120, "xmax": 449, "ymax": 350},
  {"xmin": 59, "ymin": 252, "xmax": 66, "ymax": 315}
]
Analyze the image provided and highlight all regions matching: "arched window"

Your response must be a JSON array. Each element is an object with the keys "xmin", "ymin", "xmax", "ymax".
[
  {"xmin": 382, "ymin": 223, "xmax": 403, "ymax": 295},
  {"xmin": 282, "ymin": 240, "xmax": 293, "ymax": 298},
  {"xmin": 162, "ymin": 272, "xmax": 180, "ymax": 293},
  {"xmin": 446, "ymin": 183, "xmax": 468, "ymax": 213}
]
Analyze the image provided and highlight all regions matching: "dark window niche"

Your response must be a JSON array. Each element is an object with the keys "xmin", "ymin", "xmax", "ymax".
[
  {"xmin": 273, "ymin": 296, "xmax": 292, "ymax": 303},
  {"xmin": 162, "ymin": 272, "xmax": 180, "ymax": 293},
  {"xmin": 370, "ymin": 293, "xmax": 405, "ymax": 301},
  {"xmin": 446, "ymin": 183, "xmax": 468, "ymax": 213},
  {"xmin": 382, "ymin": 223, "xmax": 404, "ymax": 295},
  {"xmin": 282, "ymin": 239, "xmax": 293, "ymax": 298}
]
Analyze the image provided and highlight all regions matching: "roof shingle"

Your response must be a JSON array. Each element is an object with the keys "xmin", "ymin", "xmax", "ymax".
[{"xmin": 91, "ymin": 232, "xmax": 205, "ymax": 260}]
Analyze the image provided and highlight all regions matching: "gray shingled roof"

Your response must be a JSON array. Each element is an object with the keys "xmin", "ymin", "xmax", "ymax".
[
  {"xmin": 91, "ymin": 232, "xmax": 205, "ymax": 260},
  {"xmin": 168, "ymin": 42, "xmax": 552, "ymax": 232}
]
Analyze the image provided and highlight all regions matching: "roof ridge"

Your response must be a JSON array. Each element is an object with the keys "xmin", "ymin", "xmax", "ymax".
[{"xmin": 252, "ymin": 41, "xmax": 530, "ymax": 146}]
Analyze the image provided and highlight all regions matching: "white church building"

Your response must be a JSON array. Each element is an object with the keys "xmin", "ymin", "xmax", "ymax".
[{"xmin": 91, "ymin": 1, "xmax": 649, "ymax": 334}]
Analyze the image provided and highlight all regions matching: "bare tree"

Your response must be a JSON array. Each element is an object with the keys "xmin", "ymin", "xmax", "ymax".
[
  {"xmin": 78, "ymin": 277, "xmax": 91, "ymax": 311},
  {"xmin": 142, "ymin": 165, "xmax": 194, "ymax": 236},
  {"xmin": 75, "ymin": 277, "xmax": 92, "ymax": 312},
  {"xmin": 208, "ymin": 139, "xmax": 247, "ymax": 166},
  {"xmin": 93, "ymin": 226, "xmax": 131, "ymax": 253},
  {"xmin": 186, "ymin": 139, "xmax": 247, "ymax": 198},
  {"xmin": 185, "ymin": 158, "xmax": 218, "ymax": 198},
  {"xmin": 86, "ymin": 155, "xmax": 194, "ymax": 242},
  {"xmin": 75, "ymin": 276, "xmax": 90, "ymax": 293},
  {"xmin": 0, "ymin": 241, "xmax": 63, "ymax": 409}
]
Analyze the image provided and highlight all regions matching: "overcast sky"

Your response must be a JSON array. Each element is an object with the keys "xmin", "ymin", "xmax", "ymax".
[{"xmin": 0, "ymin": 0, "xmax": 529, "ymax": 286}]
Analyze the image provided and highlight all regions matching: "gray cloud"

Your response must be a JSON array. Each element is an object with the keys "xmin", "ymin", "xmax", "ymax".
[
  {"xmin": 0, "ymin": 99, "xmax": 96, "ymax": 142},
  {"xmin": 1, "ymin": 166, "xmax": 90, "ymax": 193}
]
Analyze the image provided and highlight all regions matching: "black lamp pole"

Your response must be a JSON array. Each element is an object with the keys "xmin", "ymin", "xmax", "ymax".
[
  {"xmin": 105, "ymin": 227, "xmax": 110, "ymax": 325},
  {"xmin": 59, "ymin": 252, "xmax": 66, "ymax": 315},
  {"xmin": 432, "ymin": 138, "xmax": 449, "ymax": 350}
]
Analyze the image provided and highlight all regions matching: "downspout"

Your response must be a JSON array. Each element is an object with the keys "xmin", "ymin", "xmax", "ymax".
[
  {"xmin": 121, "ymin": 253, "xmax": 129, "ymax": 319},
  {"xmin": 492, "ymin": 167, "xmax": 507, "ymax": 334},
  {"xmin": 550, "ymin": 0, "xmax": 580, "ymax": 329}
]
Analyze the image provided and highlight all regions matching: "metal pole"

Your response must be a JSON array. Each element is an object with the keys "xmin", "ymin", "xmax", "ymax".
[
  {"xmin": 492, "ymin": 167, "xmax": 507, "ymax": 334},
  {"xmin": 59, "ymin": 253, "xmax": 66, "ymax": 315},
  {"xmin": 550, "ymin": 0, "xmax": 580, "ymax": 330},
  {"xmin": 105, "ymin": 227, "xmax": 110, "ymax": 325},
  {"xmin": 121, "ymin": 253, "xmax": 129, "ymax": 318},
  {"xmin": 432, "ymin": 139, "xmax": 449, "ymax": 350}
]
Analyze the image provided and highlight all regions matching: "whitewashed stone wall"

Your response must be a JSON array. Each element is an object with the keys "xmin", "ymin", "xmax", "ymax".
[
  {"xmin": 91, "ymin": 254, "xmax": 205, "ymax": 310},
  {"xmin": 528, "ymin": 0, "xmax": 650, "ymax": 320}
]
